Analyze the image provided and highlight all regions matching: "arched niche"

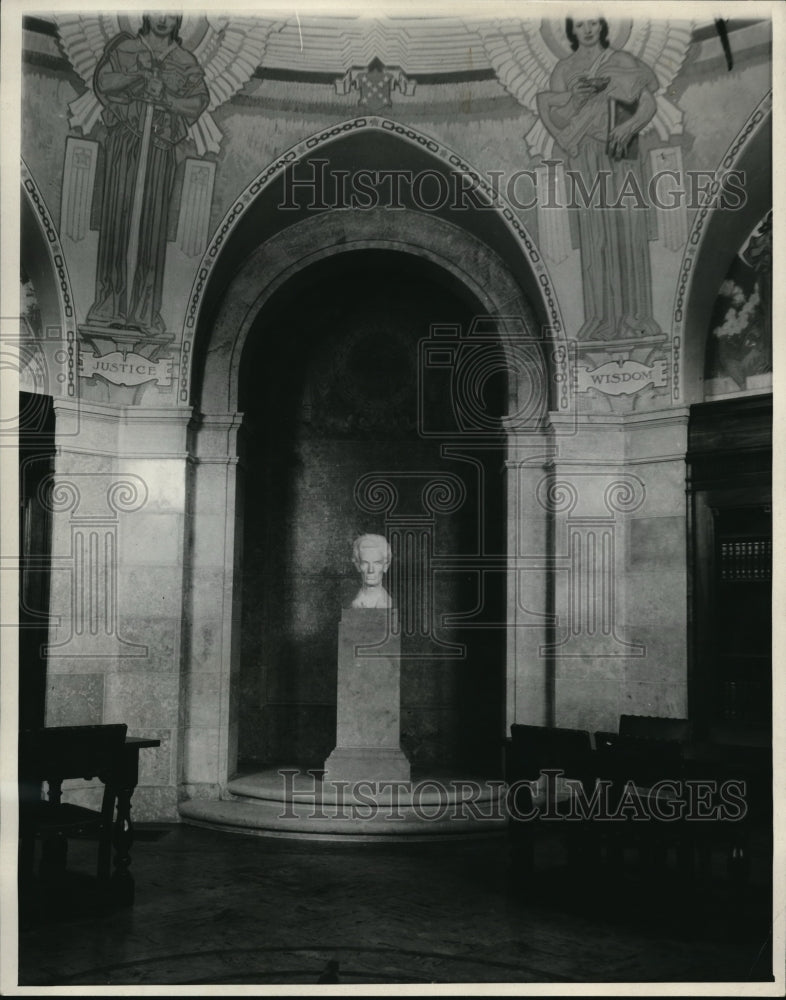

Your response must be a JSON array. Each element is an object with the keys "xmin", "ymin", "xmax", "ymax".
[
  {"xmin": 184, "ymin": 118, "xmax": 565, "ymax": 411},
  {"xmin": 235, "ymin": 247, "xmax": 512, "ymax": 773},
  {"xmin": 183, "ymin": 163, "xmax": 558, "ymax": 789},
  {"xmin": 194, "ymin": 208, "xmax": 545, "ymax": 416}
]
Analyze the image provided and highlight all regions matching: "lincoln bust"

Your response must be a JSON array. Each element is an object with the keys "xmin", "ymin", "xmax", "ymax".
[{"xmin": 350, "ymin": 534, "xmax": 393, "ymax": 609}]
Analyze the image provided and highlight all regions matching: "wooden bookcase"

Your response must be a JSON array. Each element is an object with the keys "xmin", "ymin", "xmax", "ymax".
[{"xmin": 687, "ymin": 395, "xmax": 772, "ymax": 739}]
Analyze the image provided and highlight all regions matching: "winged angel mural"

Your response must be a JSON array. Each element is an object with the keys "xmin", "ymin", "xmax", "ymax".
[
  {"xmin": 54, "ymin": 13, "xmax": 284, "ymax": 336},
  {"xmin": 471, "ymin": 16, "xmax": 692, "ymax": 341}
]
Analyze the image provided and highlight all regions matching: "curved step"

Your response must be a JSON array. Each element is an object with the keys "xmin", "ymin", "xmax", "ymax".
[
  {"xmin": 179, "ymin": 767, "xmax": 509, "ymax": 841},
  {"xmin": 227, "ymin": 767, "xmax": 507, "ymax": 806}
]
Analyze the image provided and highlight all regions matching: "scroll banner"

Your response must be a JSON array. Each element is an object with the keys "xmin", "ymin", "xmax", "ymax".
[
  {"xmin": 577, "ymin": 359, "xmax": 668, "ymax": 396},
  {"xmin": 80, "ymin": 351, "xmax": 174, "ymax": 387}
]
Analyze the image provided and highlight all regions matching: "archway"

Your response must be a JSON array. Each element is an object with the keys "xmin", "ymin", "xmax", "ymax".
[
  {"xmin": 236, "ymin": 248, "xmax": 508, "ymax": 775},
  {"xmin": 673, "ymin": 93, "xmax": 771, "ymax": 404},
  {"xmin": 183, "ymin": 130, "xmax": 558, "ymax": 797},
  {"xmin": 18, "ymin": 166, "xmax": 72, "ymax": 728}
]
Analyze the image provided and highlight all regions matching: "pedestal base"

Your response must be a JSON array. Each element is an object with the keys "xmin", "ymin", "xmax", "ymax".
[{"xmin": 324, "ymin": 608, "xmax": 411, "ymax": 785}]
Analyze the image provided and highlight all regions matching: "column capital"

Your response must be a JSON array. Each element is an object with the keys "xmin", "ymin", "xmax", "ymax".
[
  {"xmin": 191, "ymin": 411, "xmax": 245, "ymax": 463},
  {"xmin": 52, "ymin": 399, "xmax": 194, "ymax": 459}
]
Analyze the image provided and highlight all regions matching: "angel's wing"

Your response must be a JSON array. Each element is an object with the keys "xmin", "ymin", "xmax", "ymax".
[
  {"xmin": 623, "ymin": 20, "xmax": 695, "ymax": 140},
  {"xmin": 471, "ymin": 18, "xmax": 694, "ymax": 157},
  {"xmin": 189, "ymin": 16, "xmax": 288, "ymax": 155},
  {"xmin": 467, "ymin": 19, "xmax": 559, "ymax": 159},
  {"xmin": 54, "ymin": 15, "xmax": 121, "ymax": 134}
]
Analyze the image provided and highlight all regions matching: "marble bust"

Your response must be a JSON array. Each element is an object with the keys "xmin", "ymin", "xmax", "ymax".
[{"xmin": 351, "ymin": 534, "xmax": 392, "ymax": 609}]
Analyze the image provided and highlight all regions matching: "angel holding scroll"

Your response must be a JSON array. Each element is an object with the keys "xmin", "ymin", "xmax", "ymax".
[
  {"xmin": 83, "ymin": 14, "xmax": 209, "ymax": 335},
  {"xmin": 535, "ymin": 16, "xmax": 662, "ymax": 341}
]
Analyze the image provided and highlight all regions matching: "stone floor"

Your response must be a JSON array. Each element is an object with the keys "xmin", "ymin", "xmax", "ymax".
[{"xmin": 16, "ymin": 824, "xmax": 774, "ymax": 989}]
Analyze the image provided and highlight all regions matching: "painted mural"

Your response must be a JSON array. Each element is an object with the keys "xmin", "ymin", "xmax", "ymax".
[
  {"xmin": 20, "ymin": 269, "xmax": 42, "ymax": 339},
  {"xmin": 54, "ymin": 13, "xmax": 283, "ymax": 343},
  {"xmin": 477, "ymin": 17, "xmax": 692, "ymax": 343},
  {"xmin": 705, "ymin": 211, "xmax": 773, "ymax": 397},
  {"xmin": 17, "ymin": 13, "xmax": 766, "ymax": 408}
]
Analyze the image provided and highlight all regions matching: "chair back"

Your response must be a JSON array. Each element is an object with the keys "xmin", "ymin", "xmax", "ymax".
[
  {"xmin": 509, "ymin": 724, "xmax": 593, "ymax": 785},
  {"xmin": 619, "ymin": 714, "xmax": 692, "ymax": 743},
  {"xmin": 594, "ymin": 732, "xmax": 684, "ymax": 789}
]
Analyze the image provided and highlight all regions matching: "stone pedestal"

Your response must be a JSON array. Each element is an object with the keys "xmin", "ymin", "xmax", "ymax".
[{"xmin": 323, "ymin": 608, "xmax": 410, "ymax": 784}]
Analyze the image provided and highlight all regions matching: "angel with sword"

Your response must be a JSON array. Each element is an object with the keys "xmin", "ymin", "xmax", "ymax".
[
  {"xmin": 84, "ymin": 14, "xmax": 208, "ymax": 336},
  {"xmin": 55, "ymin": 12, "xmax": 285, "ymax": 337}
]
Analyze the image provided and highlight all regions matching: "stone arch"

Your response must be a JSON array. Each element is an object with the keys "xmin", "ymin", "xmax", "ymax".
[
  {"xmin": 671, "ymin": 93, "xmax": 771, "ymax": 404},
  {"xmin": 20, "ymin": 159, "xmax": 78, "ymax": 399},
  {"xmin": 196, "ymin": 208, "xmax": 549, "ymax": 417},
  {"xmin": 180, "ymin": 128, "xmax": 563, "ymax": 793},
  {"xmin": 181, "ymin": 116, "xmax": 566, "ymax": 409}
]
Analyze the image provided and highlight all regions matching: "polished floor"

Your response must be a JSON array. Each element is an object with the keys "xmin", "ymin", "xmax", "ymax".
[{"xmin": 17, "ymin": 823, "xmax": 773, "ymax": 988}]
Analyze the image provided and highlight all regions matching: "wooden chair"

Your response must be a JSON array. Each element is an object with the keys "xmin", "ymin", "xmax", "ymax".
[
  {"xmin": 619, "ymin": 714, "xmax": 693, "ymax": 743},
  {"xmin": 593, "ymin": 732, "xmax": 689, "ymax": 876},
  {"xmin": 682, "ymin": 741, "xmax": 772, "ymax": 887},
  {"xmin": 18, "ymin": 724, "xmax": 128, "ymax": 901},
  {"xmin": 506, "ymin": 724, "xmax": 596, "ymax": 877}
]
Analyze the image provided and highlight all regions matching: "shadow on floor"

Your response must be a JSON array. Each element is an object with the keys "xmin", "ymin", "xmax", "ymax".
[{"xmin": 16, "ymin": 822, "xmax": 774, "ymax": 987}]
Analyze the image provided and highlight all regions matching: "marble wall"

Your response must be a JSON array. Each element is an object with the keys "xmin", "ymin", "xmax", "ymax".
[
  {"xmin": 15, "ymin": 15, "xmax": 773, "ymax": 817},
  {"xmin": 44, "ymin": 401, "xmax": 191, "ymax": 819}
]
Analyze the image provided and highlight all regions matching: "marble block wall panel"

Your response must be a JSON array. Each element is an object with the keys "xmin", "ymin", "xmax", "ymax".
[
  {"xmin": 622, "ymin": 625, "xmax": 687, "ymax": 684},
  {"xmin": 622, "ymin": 513, "xmax": 688, "ymax": 712},
  {"xmin": 115, "ymin": 616, "xmax": 179, "ymax": 672},
  {"xmin": 188, "ymin": 618, "xmax": 224, "ymax": 672},
  {"xmin": 507, "ymin": 455, "xmax": 552, "ymax": 733},
  {"xmin": 103, "ymin": 673, "xmax": 179, "ymax": 730},
  {"xmin": 185, "ymin": 672, "xmax": 223, "ymax": 729},
  {"xmin": 554, "ymin": 679, "xmax": 623, "ymax": 735},
  {"xmin": 554, "ymin": 657, "xmax": 626, "ymax": 683},
  {"xmin": 627, "ymin": 515, "xmax": 685, "ymax": 569},
  {"xmin": 400, "ymin": 706, "xmax": 460, "ymax": 768},
  {"xmin": 182, "ymin": 726, "xmax": 221, "ymax": 785},
  {"xmin": 400, "ymin": 660, "xmax": 460, "ymax": 707},
  {"xmin": 189, "ymin": 568, "xmax": 232, "ymax": 623},
  {"xmin": 45, "ymin": 673, "xmax": 104, "ymax": 726},
  {"xmin": 190, "ymin": 510, "xmax": 233, "ymax": 571},
  {"xmin": 132, "ymin": 728, "xmax": 174, "ymax": 786},
  {"xmin": 621, "ymin": 681, "xmax": 688, "ymax": 719},
  {"xmin": 253, "ymin": 704, "xmax": 336, "ymax": 767},
  {"xmin": 119, "ymin": 566, "xmax": 185, "ymax": 620},
  {"xmin": 117, "ymin": 512, "xmax": 184, "ymax": 567},
  {"xmin": 127, "ymin": 785, "xmax": 179, "ymax": 823}
]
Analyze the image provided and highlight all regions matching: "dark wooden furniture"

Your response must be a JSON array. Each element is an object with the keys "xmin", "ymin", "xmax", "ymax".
[
  {"xmin": 19, "ymin": 725, "xmax": 160, "ymax": 909},
  {"xmin": 506, "ymin": 724, "xmax": 595, "ymax": 876},
  {"xmin": 593, "ymin": 732, "xmax": 690, "ymax": 872},
  {"xmin": 619, "ymin": 714, "xmax": 692, "ymax": 743},
  {"xmin": 688, "ymin": 396, "xmax": 771, "ymax": 739},
  {"xmin": 680, "ymin": 738, "xmax": 771, "ymax": 884},
  {"xmin": 505, "ymin": 723, "xmax": 771, "ymax": 887}
]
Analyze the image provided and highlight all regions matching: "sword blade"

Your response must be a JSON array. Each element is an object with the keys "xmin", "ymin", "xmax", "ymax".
[{"xmin": 125, "ymin": 99, "xmax": 156, "ymax": 322}]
